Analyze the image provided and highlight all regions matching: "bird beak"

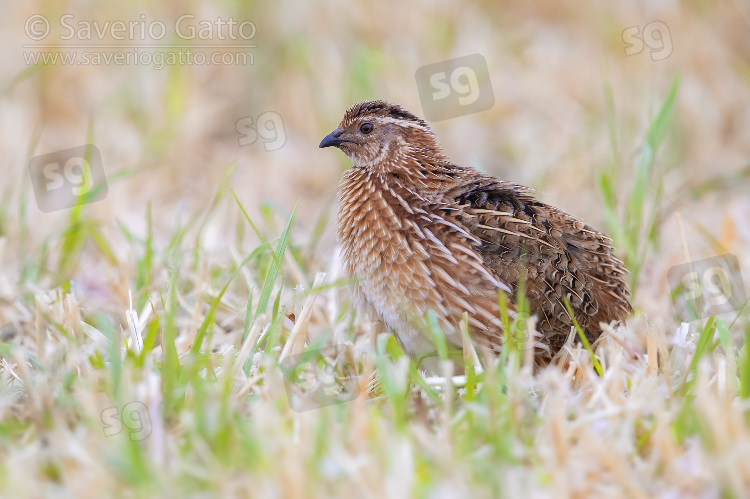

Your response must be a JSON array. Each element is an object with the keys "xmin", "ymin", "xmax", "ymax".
[{"xmin": 319, "ymin": 128, "xmax": 348, "ymax": 148}]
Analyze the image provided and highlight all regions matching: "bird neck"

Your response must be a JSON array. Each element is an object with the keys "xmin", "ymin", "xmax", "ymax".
[{"xmin": 360, "ymin": 148, "xmax": 461, "ymax": 199}]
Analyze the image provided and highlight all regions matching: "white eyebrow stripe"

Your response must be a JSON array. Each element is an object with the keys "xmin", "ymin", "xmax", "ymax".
[{"xmin": 358, "ymin": 116, "xmax": 428, "ymax": 130}]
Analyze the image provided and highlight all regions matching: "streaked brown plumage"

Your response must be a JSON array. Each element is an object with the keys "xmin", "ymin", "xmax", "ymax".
[{"xmin": 320, "ymin": 100, "xmax": 632, "ymax": 367}]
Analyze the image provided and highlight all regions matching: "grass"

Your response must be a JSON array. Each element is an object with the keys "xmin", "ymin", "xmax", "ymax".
[
  {"xmin": 4, "ymin": 93, "xmax": 750, "ymax": 497},
  {"xmin": 1, "ymin": 155, "xmax": 749, "ymax": 496},
  {"xmin": 599, "ymin": 75, "xmax": 680, "ymax": 295},
  {"xmin": 2, "ymin": 2, "xmax": 750, "ymax": 496}
]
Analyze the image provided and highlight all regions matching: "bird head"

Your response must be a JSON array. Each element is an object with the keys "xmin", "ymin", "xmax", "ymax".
[{"xmin": 319, "ymin": 100, "xmax": 446, "ymax": 172}]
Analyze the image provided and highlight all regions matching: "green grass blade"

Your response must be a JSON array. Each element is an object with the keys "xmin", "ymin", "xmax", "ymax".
[
  {"xmin": 254, "ymin": 203, "xmax": 297, "ymax": 319},
  {"xmin": 563, "ymin": 297, "xmax": 603, "ymax": 376}
]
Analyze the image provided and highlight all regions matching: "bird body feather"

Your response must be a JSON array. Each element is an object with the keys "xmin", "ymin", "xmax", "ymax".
[{"xmin": 323, "ymin": 100, "xmax": 632, "ymax": 366}]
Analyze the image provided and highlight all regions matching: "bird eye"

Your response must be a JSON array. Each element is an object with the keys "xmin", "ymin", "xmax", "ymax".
[{"xmin": 359, "ymin": 123, "xmax": 374, "ymax": 134}]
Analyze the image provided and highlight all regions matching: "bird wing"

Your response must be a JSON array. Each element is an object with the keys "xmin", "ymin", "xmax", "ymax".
[{"xmin": 446, "ymin": 175, "xmax": 632, "ymax": 354}]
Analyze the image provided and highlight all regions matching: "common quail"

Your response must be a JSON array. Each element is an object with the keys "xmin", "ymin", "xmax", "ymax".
[{"xmin": 320, "ymin": 100, "xmax": 632, "ymax": 366}]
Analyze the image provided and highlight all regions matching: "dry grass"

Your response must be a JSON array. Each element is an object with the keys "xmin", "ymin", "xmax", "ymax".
[{"xmin": 1, "ymin": 1, "xmax": 750, "ymax": 497}]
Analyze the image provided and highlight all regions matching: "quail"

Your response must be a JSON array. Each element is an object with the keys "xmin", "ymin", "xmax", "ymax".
[{"xmin": 320, "ymin": 100, "xmax": 632, "ymax": 366}]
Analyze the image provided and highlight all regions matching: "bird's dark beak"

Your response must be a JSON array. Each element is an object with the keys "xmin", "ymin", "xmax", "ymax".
[{"xmin": 319, "ymin": 128, "xmax": 348, "ymax": 148}]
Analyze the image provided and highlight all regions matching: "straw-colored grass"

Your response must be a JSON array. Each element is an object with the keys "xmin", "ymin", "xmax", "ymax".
[{"xmin": 1, "ymin": 1, "xmax": 750, "ymax": 497}]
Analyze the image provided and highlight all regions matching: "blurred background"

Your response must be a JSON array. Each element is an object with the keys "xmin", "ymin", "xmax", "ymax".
[{"xmin": 1, "ymin": 0, "xmax": 749, "ymax": 331}]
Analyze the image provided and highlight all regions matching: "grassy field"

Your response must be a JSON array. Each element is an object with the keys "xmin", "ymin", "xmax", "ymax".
[{"xmin": 2, "ymin": 1, "xmax": 750, "ymax": 497}]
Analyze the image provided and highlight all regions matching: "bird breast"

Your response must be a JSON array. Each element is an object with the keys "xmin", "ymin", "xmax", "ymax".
[
  {"xmin": 335, "ymin": 168, "xmax": 505, "ymax": 357},
  {"xmin": 337, "ymin": 169, "xmax": 417, "ymax": 289}
]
